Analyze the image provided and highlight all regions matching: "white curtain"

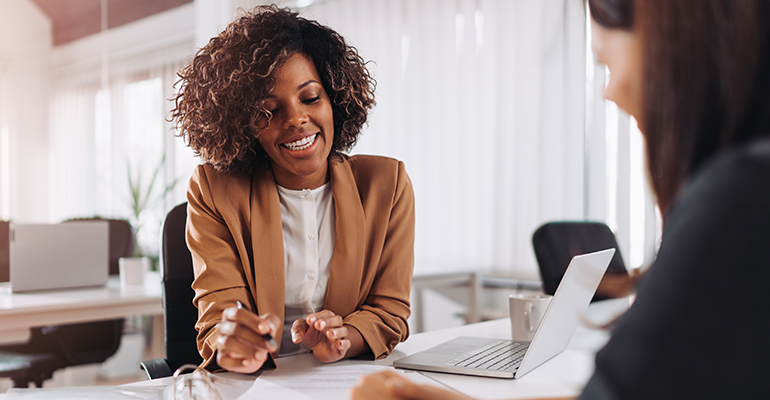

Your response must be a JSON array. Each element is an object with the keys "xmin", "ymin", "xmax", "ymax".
[
  {"xmin": 49, "ymin": 62, "xmax": 198, "ymax": 259},
  {"xmin": 296, "ymin": 0, "xmax": 588, "ymax": 280}
]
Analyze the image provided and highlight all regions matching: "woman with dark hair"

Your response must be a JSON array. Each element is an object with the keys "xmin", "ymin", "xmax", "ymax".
[
  {"xmin": 172, "ymin": 5, "xmax": 414, "ymax": 374},
  {"xmin": 351, "ymin": 0, "xmax": 770, "ymax": 398}
]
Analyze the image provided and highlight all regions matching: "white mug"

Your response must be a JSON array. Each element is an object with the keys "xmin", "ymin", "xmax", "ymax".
[
  {"xmin": 509, "ymin": 293, "xmax": 552, "ymax": 342},
  {"xmin": 119, "ymin": 257, "xmax": 149, "ymax": 287}
]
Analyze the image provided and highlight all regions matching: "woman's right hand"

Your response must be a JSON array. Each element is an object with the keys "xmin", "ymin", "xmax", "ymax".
[
  {"xmin": 350, "ymin": 371, "xmax": 573, "ymax": 400},
  {"xmin": 215, "ymin": 305, "xmax": 279, "ymax": 373}
]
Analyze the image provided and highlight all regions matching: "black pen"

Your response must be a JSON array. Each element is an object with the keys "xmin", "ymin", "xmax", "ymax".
[{"xmin": 236, "ymin": 300, "xmax": 278, "ymax": 349}]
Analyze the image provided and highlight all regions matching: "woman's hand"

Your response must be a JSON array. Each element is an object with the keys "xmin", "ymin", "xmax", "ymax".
[
  {"xmin": 350, "ymin": 370, "xmax": 473, "ymax": 400},
  {"xmin": 215, "ymin": 305, "xmax": 279, "ymax": 374},
  {"xmin": 350, "ymin": 371, "xmax": 573, "ymax": 400},
  {"xmin": 292, "ymin": 310, "xmax": 361, "ymax": 362}
]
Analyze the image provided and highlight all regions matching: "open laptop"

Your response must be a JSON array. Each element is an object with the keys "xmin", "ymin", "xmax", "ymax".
[
  {"xmin": 4, "ymin": 222, "xmax": 109, "ymax": 293},
  {"xmin": 394, "ymin": 248, "xmax": 615, "ymax": 379}
]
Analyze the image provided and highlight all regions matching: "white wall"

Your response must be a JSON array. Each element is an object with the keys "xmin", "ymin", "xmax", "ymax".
[{"xmin": 0, "ymin": 0, "xmax": 51, "ymax": 223}]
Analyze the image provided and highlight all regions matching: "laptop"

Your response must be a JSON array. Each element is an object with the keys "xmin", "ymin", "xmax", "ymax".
[
  {"xmin": 394, "ymin": 248, "xmax": 615, "ymax": 379},
  {"xmin": 4, "ymin": 222, "xmax": 109, "ymax": 293}
]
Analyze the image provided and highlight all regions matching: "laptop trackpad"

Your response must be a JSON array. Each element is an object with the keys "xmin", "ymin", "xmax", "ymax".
[{"xmin": 426, "ymin": 343, "xmax": 478, "ymax": 356}]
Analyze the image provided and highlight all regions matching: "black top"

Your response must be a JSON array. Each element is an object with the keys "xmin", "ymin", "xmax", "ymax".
[{"xmin": 579, "ymin": 137, "xmax": 770, "ymax": 399}]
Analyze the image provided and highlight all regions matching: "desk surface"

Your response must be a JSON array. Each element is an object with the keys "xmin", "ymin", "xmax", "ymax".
[
  {"xmin": 0, "ymin": 272, "xmax": 162, "ymax": 345},
  {"xmin": 149, "ymin": 297, "xmax": 629, "ymax": 400},
  {"xmin": 0, "ymin": 297, "xmax": 629, "ymax": 400}
]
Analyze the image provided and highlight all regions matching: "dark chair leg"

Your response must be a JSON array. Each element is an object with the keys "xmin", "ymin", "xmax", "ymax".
[{"xmin": 12, "ymin": 375, "xmax": 30, "ymax": 389}]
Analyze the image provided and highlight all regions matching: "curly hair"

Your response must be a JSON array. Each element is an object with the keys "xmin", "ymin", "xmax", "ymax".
[{"xmin": 171, "ymin": 5, "xmax": 376, "ymax": 175}]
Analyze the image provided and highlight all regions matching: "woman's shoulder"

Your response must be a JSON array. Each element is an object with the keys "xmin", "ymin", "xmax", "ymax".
[
  {"xmin": 333, "ymin": 154, "xmax": 412, "ymax": 199},
  {"xmin": 671, "ymin": 136, "xmax": 770, "ymax": 220},
  {"xmin": 650, "ymin": 135, "xmax": 770, "ymax": 296},
  {"xmin": 188, "ymin": 163, "xmax": 255, "ymax": 207},
  {"xmin": 338, "ymin": 154, "xmax": 408, "ymax": 181},
  {"xmin": 190, "ymin": 163, "xmax": 253, "ymax": 187},
  {"xmin": 342, "ymin": 154, "xmax": 403, "ymax": 171}
]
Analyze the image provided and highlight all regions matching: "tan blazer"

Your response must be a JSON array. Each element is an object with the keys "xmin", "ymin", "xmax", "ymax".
[{"xmin": 186, "ymin": 154, "xmax": 415, "ymax": 367}]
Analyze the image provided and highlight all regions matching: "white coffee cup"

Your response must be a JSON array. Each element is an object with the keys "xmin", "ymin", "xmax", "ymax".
[
  {"xmin": 509, "ymin": 293, "xmax": 553, "ymax": 342},
  {"xmin": 119, "ymin": 257, "xmax": 149, "ymax": 287}
]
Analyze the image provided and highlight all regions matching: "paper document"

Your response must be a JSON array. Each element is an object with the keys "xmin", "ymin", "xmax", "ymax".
[{"xmin": 233, "ymin": 364, "xmax": 437, "ymax": 400}]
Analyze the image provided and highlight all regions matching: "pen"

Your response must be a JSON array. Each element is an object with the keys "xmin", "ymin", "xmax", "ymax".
[{"xmin": 236, "ymin": 300, "xmax": 278, "ymax": 349}]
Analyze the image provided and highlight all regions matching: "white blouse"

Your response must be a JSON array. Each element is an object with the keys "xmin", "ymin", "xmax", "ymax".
[{"xmin": 275, "ymin": 182, "xmax": 336, "ymax": 356}]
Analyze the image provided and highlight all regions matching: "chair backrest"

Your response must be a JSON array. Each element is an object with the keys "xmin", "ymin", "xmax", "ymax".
[
  {"xmin": 0, "ymin": 220, "xmax": 8, "ymax": 282},
  {"xmin": 160, "ymin": 202, "xmax": 203, "ymax": 371},
  {"xmin": 63, "ymin": 218, "xmax": 135, "ymax": 275},
  {"xmin": 532, "ymin": 221, "xmax": 627, "ymax": 300}
]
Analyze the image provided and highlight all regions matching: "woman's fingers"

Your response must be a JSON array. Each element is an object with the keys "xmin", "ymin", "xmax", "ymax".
[
  {"xmin": 291, "ymin": 318, "xmax": 309, "ymax": 343},
  {"xmin": 217, "ymin": 348, "xmax": 267, "ymax": 374},
  {"xmin": 335, "ymin": 338, "xmax": 351, "ymax": 353},
  {"xmin": 350, "ymin": 371, "xmax": 407, "ymax": 400},
  {"xmin": 216, "ymin": 334, "xmax": 269, "ymax": 374},
  {"xmin": 220, "ymin": 307, "xmax": 278, "ymax": 350},
  {"xmin": 293, "ymin": 310, "xmax": 344, "ymax": 343},
  {"xmin": 291, "ymin": 310, "xmax": 352, "ymax": 361},
  {"xmin": 306, "ymin": 309, "xmax": 343, "ymax": 330},
  {"xmin": 351, "ymin": 371, "xmax": 472, "ymax": 400},
  {"xmin": 325, "ymin": 325, "xmax": 348, "ymax": 339},
  {"xmin": 215, "ymin": 305, "xmax": 279, "ymax": 373}
]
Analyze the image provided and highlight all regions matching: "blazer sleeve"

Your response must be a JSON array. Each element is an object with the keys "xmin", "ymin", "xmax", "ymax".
[
  {"xmin": 186, "ymin": 165, "xmax": 254, "ymax": 368},
  {"xmin": 343, "ymin": 161, "xmax": 415, "ymax": 359}
]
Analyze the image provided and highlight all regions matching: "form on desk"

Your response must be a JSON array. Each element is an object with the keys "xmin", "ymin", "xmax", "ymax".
[{"xmin": 233, "ymin": 364, "xmax": 442, "ymax": 400}]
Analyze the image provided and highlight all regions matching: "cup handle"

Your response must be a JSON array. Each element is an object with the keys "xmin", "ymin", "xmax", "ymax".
[{"xmin": 524, "ymin": 302, "xmax": 534, "ymax": 332}]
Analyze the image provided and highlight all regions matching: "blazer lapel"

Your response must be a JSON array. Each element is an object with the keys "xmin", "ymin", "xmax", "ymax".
[
  {"xmin": 250, "ymin": 168, "xmax": 286, "ymax": 350},
  {"xmin": 324, "ymin": 158, "xmax": 366, "ymax": 316}
]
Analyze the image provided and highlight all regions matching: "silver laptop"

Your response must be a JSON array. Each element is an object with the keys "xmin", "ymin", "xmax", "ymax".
[
  {"xmin": 394, "ymin": 248, "xmax": 615, "ymax": 379},
  {"xmin": 6, "ymin": 222, "xmax": 109, "ymax": 292}
]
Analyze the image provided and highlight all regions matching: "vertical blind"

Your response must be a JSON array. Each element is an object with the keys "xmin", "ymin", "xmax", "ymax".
[
  {"xmin": 298, "ymin": 0, "xmax": 592, "ymax": 279},
  {"xmin": 49, "ymin": 61, "xmax": 198, "ymax": 259}
]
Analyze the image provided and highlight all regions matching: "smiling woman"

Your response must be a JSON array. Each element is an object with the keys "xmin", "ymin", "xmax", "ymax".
[
  {"xmin": 256, "ymin": 53, "xmax": 335, "ymax": 190},
  {"xmin": 170, "ymin": 5, "xmax": 415, "ymax": 374}
]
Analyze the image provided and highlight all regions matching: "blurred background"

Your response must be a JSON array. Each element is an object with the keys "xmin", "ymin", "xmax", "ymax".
[
  {"xmin": 0, "ymin": 0, "xmax": 658, "ymax": 280},
  {"xmin": 0, "ymin": 0, "xmax": 660, "ymax": 389}
]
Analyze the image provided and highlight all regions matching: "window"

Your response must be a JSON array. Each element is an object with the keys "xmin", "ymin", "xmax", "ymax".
[{"xmin": 51, "ymin": 67, "xmax": 197, "ymax": 264}]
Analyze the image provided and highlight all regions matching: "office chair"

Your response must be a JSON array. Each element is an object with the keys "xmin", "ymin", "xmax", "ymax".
[
  {"xmin": 140, "ymin": 202, "xmax": 204, "ymax": 379},
  {"xmin": 0, "ymin": 218, "xmax": 132, "ymax": 388},
  {"xmin": 532, "ymin": 221, "xmax": 630, "ymax": 301},
  {"xmin": 0, "ymin": 220, "xmax": 8, "ymax": 282}
]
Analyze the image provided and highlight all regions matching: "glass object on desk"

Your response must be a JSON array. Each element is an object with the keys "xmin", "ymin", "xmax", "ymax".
[
  {"xmin": 166, "ymin": 364, "xmax": 222, "ymax": 400},
  {"xmin": 119, "ymin": 256, "xmax": 149, "ymax": 287}
]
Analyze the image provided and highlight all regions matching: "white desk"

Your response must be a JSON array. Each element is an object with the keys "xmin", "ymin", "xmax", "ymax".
[
  {"xmin": 0, "ymin": 297, "xmax": 629, "ymax": 399},
  {"xmin": 164, "ymin": 298, "xmax": 628, "ymax": 399},
  {"xmin": 0, "ymin": 272, "xmax": 163, "ymax": 345}
]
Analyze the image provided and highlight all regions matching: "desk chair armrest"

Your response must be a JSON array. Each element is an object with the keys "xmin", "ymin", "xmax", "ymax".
[{"xmin": 140, "ymin": 358, "xmax": 173, "ymax": 380}]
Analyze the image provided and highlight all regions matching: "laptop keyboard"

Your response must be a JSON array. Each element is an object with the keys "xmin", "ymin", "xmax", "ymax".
[{"xmin": 445, "ymin": 340, "xmax": 529, "ymax": 371}]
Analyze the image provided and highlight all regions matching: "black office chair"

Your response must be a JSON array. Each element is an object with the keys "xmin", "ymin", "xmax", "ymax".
[
  {"xmin": 0, "ymin": 220, "xmax": 8, "ymax": 282},
  {"xmin": 140, "ymin": 202, "xmax": 204, "ymax": 379},
  {"xmin": 0, "ymin": 218, "xmax": 132, "ymax": 388},
  {"xmin": 532, "ymin": 221, "xmax": 630, "ymax": 301}
]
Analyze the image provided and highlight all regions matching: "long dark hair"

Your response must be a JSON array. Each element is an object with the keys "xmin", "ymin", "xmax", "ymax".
[{"xmin": 589, "ymin": 0, "xmax": 770, "ymax": 216}]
